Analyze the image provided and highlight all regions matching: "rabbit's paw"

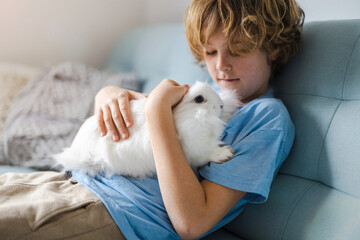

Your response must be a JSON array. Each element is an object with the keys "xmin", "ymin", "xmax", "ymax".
[{"xmin": 210, "ymin": 145, "xmax": 234, "ymax": 164}]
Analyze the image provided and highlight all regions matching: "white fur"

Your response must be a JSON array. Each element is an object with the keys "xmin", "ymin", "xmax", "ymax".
[{"xmin": 53, "ymin": 82, "xmax": 238, "ymax": 178}]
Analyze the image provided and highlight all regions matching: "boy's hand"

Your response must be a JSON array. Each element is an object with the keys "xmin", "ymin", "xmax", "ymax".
[
  {"xmin": 94, "ymin": 86, "xmax": 147, "ymax": 142},
  {"xmin": 146, "ymin": 79, "xmax": 189, "ymax": 111}
]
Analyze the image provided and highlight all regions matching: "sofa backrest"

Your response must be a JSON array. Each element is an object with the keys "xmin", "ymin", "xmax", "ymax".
[
  {"xmin": 106, "ymin": 23, "xmax": 210, "ymax": 93},
  {"xmin": 224, "ymin": 19, "xmax": 360, "ymax": 240},
  {"xmin": 277, "ymin": 19, "xmax": 360, "ymax": 197}
]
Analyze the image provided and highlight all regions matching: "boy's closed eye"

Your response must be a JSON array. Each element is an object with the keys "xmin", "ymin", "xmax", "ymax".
[{"xmin": 205, "ymin": 50, "xmax": 217, "ymax": 56}]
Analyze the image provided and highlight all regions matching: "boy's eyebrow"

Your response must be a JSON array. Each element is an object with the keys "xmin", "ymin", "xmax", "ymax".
[
  {"xmin": 203, "ymin": 42, "xmax": 215, "ymax": 48},
  {"xmin": 203, "ymin": 38, "xmax": 244, "ymax": 48},
  {"xmin": 203, "ymin": 42, "xmax": 243, "ymax": 49}
]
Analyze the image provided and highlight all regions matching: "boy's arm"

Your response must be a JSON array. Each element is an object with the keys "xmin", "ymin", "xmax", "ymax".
[{"xmin": 146, "ymin": 79, "xmax": 245, "ymax": 239}]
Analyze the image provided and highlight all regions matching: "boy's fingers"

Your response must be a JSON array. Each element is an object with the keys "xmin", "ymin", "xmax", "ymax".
[
  {"xmin": 118, "ymin": 99, "xmax": 133, "ymax": 128},
  {"xmin": 181, "ymin": 84, "xmax": 190, "ymax": 95},
  {"xmin": 109, "ymin": 101, "xmax": 129, "ymax": 140},
  {"xmin": 97, "ymin": 110, "xmax": 107, "ymax": 136},
  {"xmin": 183, "ymin": 84, "xmax": 190, "ymax": 91},
  {"xmin": 102, "ymin": 106, "xmax": 120, "ymax": 142},
  {"xmin": 163, "ymin": 78, "xmax": 179, "ymax": 86}
]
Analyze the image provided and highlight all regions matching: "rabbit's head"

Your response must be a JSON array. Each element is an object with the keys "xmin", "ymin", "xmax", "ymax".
[{"xmin": 173, "ymin": 82, "xmax": 224, "ymax": 120}]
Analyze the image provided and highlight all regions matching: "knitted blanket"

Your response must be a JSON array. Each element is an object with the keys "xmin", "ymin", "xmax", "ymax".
[
  {"xmin": 0, "ymin": 62, "xmax": 139, "ymax": 170},
  {"xmin": 0, "ymin": 63, "xmax": 40, "ymax": 132}
]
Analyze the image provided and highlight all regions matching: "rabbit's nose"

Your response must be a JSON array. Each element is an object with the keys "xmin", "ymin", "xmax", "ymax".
[{"xmin": 220, "ymin": 105, "xmax": 223, "ymax": 109}]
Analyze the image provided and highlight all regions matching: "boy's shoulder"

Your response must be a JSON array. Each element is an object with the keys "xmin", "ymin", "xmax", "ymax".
[
  {"xmin": 243, "ymin": 93, "xmax": 289, "ymax": 118},
  {"xmin": 228, "ymin": 95, "xmax": 292, "ymax": 132}
]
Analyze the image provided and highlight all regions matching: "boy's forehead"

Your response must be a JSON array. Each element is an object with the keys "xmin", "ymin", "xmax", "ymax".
[
  {"xmin": 204, "ymin": 31, "xmax": 244, "ymax": 47},
  {"xmin": 205, "ymin": 32, "xmax": 227, "ymax": 45}
]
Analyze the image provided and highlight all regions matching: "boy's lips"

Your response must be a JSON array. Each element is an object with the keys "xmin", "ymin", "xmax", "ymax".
[{"xmin": 218, "ymin": 78, "xmax": 240, "ymax": 82}]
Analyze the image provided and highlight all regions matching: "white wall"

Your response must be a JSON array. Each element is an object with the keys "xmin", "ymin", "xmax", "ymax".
[
  {"xmin": 0, "ymin": 0, "xmax": 358, "ymax": 68},
  {"xmin": 140, "ymin": 0, "xmax": 360, "ymax": 24},
  {"xmin": 297, "ymin": 0, "xmax": 360, "ymax": 22},
  {"xmin": 0, "ymin": 0, "xmax": 143, "ymax": 68},
  {"xmin": 141, "ymin": 0, "xmax": 192, "ymax": 25},
  {"xmin": 139, "ymin": 0, "xmax": 360, "ymax": 24},
  {"xmin": 0, "ymin": 0, "xmax": 194, "ymax": 68},
  {"xmin": 0, "ymin": 0, "xmax": 193, "ymax": 68}
]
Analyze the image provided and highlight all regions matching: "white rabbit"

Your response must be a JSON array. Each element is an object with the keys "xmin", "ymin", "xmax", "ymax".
[{"xmin": 54, "ymin": 82, "xmax": 238, "ymax": 178}]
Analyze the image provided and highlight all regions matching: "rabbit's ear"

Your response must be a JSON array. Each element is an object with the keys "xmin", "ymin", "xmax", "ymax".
[
  {"xmin": 219, "ymin": 89, "xmax": 239, "ymax": 122},
  {"xmin": 219, "ymin": 89, "xmax": 239, "ymax": 106}
]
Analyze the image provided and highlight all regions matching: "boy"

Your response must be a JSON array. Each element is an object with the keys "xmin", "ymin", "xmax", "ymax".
[{"xmin": 0, "ymin": 0, "xmax": 304, "ymax": 239}]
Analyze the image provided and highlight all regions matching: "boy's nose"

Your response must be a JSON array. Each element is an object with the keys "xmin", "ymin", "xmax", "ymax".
[{"xmin": 216, "ymin": 55, "xmax": 232, "ymax": 71}]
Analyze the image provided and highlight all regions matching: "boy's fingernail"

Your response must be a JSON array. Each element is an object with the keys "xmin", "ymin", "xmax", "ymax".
[
  {"xmin": 126, "ymin": 121, "xmax": 131, "ymax": 127},
  {"xmin": 121, "ymin": 133, "xmax": 127, "ymax": 139},
  {"xmin": 112, "ymin": 135, "xmax": 118, "ymax": 141}
]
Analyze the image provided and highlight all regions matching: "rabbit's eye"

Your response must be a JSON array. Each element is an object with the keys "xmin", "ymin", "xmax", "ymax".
[{"xmin": 194, "ymin": 95, "xmax": 205, "ymax": 103}]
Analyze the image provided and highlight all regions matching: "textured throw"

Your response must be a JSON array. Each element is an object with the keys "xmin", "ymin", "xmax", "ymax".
[
  {"xmin": 0, "ymin": 62, "xmax": 138, "ymax": 170},
  {"xmin": 0, "ymin": 63, "xmax": 40, "ymax": 132}
]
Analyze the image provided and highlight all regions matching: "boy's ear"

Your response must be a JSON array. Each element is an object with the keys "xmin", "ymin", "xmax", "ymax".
[
  {"xmin": 266, "ymin": 53, "xmax": 278, "ymax": 67},
  {"xmin": 269, "ymin": 53, "xmax": 277, "ymax": 61},
  {"xmin": 266, "ymin": 54, "xmax": 275, "ymax": 65}
]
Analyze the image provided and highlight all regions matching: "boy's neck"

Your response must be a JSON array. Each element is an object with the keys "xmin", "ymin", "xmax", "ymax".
[{"xmin": 238, "ymin": 83, "xmax": 269, "ymax": 106}]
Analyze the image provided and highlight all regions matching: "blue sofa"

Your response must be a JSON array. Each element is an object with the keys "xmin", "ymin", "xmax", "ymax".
[{"xmin": 1, "ymin": 19, "xmax": 360, "ymax": 239}]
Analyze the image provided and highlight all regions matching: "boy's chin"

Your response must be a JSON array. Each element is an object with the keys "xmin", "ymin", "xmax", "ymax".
[{"xmin": 217, "ymin": 79, "xmax": 240, "ymax": 90}]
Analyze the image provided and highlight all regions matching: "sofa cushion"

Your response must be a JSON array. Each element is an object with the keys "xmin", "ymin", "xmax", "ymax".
[
  {"xmin": 274, "ymin": 20, "xmax": 360, "ymax": 100},
  {"xmin": 0, "ymin": 165, "xmax": 37, "ymax": 175},
  {"xmin": 225, "ymin": 174, "xmax": 360, "ymax": 240},
  {"xmin": 201, "ymin": 228, "xmax": 243, "ymax": 240},
  {"xmin": 275, "ymin": 19, "xmax": 360, "ymax": 198}
]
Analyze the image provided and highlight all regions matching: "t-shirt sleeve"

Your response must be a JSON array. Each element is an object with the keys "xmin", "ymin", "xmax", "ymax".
[{"xmin": 199, "ymin": 99, "xmax": 295, "ymax": 204}]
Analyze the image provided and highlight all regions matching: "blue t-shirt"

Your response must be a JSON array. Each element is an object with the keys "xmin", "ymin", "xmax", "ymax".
[{"xmin": 72, "ymin": 90, "xmax": 295, "ymax": 240}]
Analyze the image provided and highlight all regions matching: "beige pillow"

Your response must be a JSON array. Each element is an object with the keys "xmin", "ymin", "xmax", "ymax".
[{"xmin": 0, "ymin": 62, "xmax": 40, "ymax": 132}]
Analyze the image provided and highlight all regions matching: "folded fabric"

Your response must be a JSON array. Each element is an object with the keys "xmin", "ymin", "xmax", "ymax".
[
  {"xmin": 1, "ymin": 62, "xmax": 139, "ymax": 170},
  {"xmin": 0, "ymin": 63, "xmax": 40, "ymax": 133}
]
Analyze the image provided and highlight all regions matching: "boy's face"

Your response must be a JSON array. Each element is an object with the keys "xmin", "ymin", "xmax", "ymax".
[{"xmin": 203, "ymin": 30, "xmax": 272, "ymax": 104}]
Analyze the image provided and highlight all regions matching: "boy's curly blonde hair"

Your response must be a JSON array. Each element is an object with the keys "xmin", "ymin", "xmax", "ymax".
[{"xmin": 184, "ymin": 0, "xmax": 305, "ymax": 77}]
